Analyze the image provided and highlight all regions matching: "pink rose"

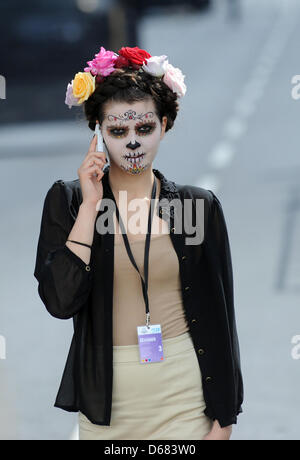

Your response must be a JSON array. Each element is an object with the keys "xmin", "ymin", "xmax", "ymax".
[
  {"xmin": 163, "ymin": 63, "xmax": 186, "ymax": 98},
  {"xmin": 84, "ymin": 46, "xmax": 118, "ymax": 77}
]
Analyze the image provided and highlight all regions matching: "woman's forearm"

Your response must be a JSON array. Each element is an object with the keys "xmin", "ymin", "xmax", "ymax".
[{"xmin": 65, "ymin": 201, "xmax": 99, "ymax": 265}]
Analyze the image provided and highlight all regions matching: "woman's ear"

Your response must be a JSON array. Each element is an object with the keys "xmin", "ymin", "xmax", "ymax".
[{"xmin": 160, "ymin": 116, "xmax": 168, "ymax": 139}]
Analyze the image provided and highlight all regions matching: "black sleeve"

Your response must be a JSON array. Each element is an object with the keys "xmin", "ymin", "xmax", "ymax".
[
  {"xmin": 208, "ymin": 190, "xmax": 244, "ymax": 423},
  {"xmin": 33, "ymin": 180, "xmax": 93, "ymax": 319}
]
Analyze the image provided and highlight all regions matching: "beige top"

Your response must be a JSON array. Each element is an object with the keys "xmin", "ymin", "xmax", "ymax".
[{"xmin": 112, "ymin": 232, "xmax": 189, "ymax": 345}]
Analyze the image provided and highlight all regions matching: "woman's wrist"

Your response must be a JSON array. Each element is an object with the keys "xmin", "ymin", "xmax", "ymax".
[{"xmin": 80, "ymin": 201, "xmax": 99, "ymax": 217}]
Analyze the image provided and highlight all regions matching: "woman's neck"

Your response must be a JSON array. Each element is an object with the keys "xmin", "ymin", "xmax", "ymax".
[{"xmin": 108, "ymin": 166, "xmax": 158, "ymax": 202}]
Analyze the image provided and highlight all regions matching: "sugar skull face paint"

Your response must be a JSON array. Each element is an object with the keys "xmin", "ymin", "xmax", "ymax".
[{"xmin": 99, "ymin": 99, "xmax": 167, "ymax": 176}]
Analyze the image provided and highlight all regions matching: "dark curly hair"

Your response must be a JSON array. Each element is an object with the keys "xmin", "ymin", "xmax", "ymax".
[{"xmin": 83, "ymin": 67, "xmax": 179, "ymax": 133}]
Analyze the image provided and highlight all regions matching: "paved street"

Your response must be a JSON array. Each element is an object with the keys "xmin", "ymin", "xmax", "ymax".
[{"xmin": 0, "ymin": 0, "xmax": 299, "ymax": 439}]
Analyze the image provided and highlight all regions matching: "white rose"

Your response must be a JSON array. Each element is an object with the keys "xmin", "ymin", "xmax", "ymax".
[{"xmin": 142, "ymin": 55, "xmax": 169, "ymax": 77}]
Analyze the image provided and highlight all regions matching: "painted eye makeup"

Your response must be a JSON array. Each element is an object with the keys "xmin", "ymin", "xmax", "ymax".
[
  {"xmin": 135, "ymin": 121, "xmax": 156, "ymax": 136},
  {"xmin": 107, "ymin": 121, "xmax": 156, "ymax": 138}
]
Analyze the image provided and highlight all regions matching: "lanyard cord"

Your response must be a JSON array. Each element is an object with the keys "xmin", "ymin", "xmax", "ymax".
[{"xmin": 109, "ymin": 175, "xmax": 157, "ymax": 327}]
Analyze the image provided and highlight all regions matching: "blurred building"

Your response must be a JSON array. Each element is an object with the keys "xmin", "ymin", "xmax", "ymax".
[{"xmin": 0, "ymin": 0, "xmax": 211, "ymax": 125}]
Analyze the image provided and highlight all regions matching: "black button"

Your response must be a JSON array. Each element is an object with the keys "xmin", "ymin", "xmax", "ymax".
[
  {"xmin": 171, "ymin": 227, "xmax": 176, "ymax": 233},
  {"xmin": 191, "ymin": 318, "xmax": 197, "ymax": 323},
  {"xmin": 198, "ymin": 348, "xmax": 205, "ymax": 355},
  {"xmin": 184, "ymin": 286, "xmax": 190, "ymax": 291},
  {"xmin": 181, "ymin": 255, "xmax": 187, "ymax": 261},
  {"xmin": 85, "ymin": 265, "xmax": 91, "ymax": 272},
  {"xmin": 105, "ymin": 248, "xmax": 110, "ymax": 253},
  {"xmin": 205, "ymin": 376, "xmax": 212, "ymax": 383}
]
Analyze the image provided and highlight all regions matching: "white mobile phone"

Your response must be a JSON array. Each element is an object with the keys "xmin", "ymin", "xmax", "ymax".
[{"xmin": 95, "ymin": 123, "xmax": 110, "ymax": 167}]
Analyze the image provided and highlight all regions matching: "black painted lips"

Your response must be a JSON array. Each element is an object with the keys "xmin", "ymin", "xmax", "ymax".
[{"xmin": 125, "ymin": 153, "xmax": 145, "ymax": 160}]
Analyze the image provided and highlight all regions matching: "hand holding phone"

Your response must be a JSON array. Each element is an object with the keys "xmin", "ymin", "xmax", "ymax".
[
  {"xmin": 95, "ymin": 123, "xmax": 109, "ymax": 167},
  {"xmin": 77, "ymin": 125, "xmax": 107, "ymax": 206}
]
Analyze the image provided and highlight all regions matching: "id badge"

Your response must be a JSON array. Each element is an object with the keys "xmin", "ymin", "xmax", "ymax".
[{"xmin": 137, "ymin": 324, "xmax": 164, "ymax": 364}]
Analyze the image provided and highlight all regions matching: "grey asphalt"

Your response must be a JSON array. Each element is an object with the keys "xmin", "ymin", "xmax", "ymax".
[{"xmin": 0, "ymin": 0, "xmax": 299, "ymax": 440}]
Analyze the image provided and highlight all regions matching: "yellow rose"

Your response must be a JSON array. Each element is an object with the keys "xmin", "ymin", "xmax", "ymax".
[{"xmin": 72, "ymin": 71, "xmax": 96, "ymax": 104}]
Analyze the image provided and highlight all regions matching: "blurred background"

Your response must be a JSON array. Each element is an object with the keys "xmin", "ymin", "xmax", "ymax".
[{"xmin": 0, "ymin": 0, "xmax": 300, "ymax": 440}]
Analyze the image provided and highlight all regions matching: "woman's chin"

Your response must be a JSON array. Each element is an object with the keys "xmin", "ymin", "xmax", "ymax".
[{"xmin": 120, "ymin": 163, "xmax": 150, "ymax": 175}]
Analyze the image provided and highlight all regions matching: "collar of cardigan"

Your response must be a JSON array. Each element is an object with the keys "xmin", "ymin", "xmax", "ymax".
[{"xmin": 101, "ymin": 165, "xmax": 179, "ymax": 219}]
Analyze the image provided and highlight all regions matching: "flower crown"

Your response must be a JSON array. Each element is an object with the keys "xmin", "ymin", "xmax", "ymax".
[{"xmin": 65, "ymin": 46, "xmax": 186, "ymax": 109}]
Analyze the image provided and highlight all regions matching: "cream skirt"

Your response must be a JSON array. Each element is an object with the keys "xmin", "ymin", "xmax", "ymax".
[{"xmin": 79, "ymin": 331, "xmax": 213, "ymax": 440}]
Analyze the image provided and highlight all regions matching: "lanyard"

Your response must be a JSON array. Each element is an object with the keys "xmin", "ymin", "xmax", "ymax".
[{"xmin": 108, "ymin": 175, "xmax": 157, "ymax": 328}]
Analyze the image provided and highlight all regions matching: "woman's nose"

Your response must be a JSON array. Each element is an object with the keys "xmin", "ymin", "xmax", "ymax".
[{"xmin": 126, "ymin": 140, "xmax": 141, "ymax": 150}]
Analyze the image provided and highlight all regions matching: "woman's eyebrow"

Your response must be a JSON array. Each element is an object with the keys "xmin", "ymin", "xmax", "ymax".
[
  {"xmin": 106, "ymin": 122, "xmax": 128, "ymax": 128},
  {"xmin": 106, "ymin": 119, "xmax": 156, "ymax": 128}
]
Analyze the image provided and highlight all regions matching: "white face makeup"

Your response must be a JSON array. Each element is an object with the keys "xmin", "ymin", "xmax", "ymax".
[{"xmin": 100, "ymin": 99, "xmax": 167, "ymax": 175}]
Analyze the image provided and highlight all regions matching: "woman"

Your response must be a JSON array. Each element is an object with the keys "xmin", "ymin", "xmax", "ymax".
[{"xmin": 34, "ymin": 46, "xmax": 243, "ymax": 440}]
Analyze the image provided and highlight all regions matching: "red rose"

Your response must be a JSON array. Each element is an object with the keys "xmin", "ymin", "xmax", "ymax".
[
  {"xmin": 118, "ymin": 46, "xmax": 152, "ymax": 67},
  {"xmin": 96, "ymin": 75, "xmax": 105, "ymax": 84},
  {"xmin": 114, "ymin": 55, "xmax": 130, "ymax": 69}
]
